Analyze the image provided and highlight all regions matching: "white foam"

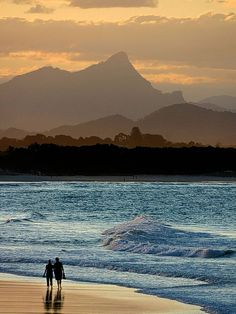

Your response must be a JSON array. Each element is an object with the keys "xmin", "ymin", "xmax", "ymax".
[{"xmin": 102, "ymin": 216, "xmax": 234, "ymax": 258}]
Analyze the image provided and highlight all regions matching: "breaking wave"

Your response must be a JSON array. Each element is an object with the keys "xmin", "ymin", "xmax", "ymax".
[
  {"xmin": 5, "ymin": 217, "xmax": 32, "ymax": 224},
  {"xmin": 4, "ymin": 211, "xmax": 46, "ymax": 224},
  {"xmin": 102, "ymin": 216, "xmax": 234, "ymax": 259}
]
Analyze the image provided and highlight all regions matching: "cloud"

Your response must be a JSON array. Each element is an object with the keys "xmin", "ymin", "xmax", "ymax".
[
  {"xmin": 69, "ymin": 0, "xmax": 158, "ymax": 8},
  {"xmin": 0, "ymin": 0, "xmax": 34, "ymax": 3},
  {"xmin": 146, "ymin": 73, "xmax": 218, "ymax": 85},
  {"xmin": 26, "ymin": 4, "xmax": 55, "ymax": 14},
  {"xmin": 206, "ymin": 0, "xmax": 236, "ymax": 6},
  {"xmin": 0, "ymin": 13, "xmax": 236, "ymax": 70}
]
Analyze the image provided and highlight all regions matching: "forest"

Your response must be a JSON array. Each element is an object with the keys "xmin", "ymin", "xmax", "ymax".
[
  {"xmin": 0, "ymin": 127, "xmax": 203, "ymax": 151},
  {"xmin": 0, "ymin": 143, "xmax": 235, "ymax": 176}
]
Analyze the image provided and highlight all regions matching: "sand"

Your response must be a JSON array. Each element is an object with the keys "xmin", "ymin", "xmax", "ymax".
[{"xmin": 0, "ymin": 274, "xmax": 204, "ymax": 314}]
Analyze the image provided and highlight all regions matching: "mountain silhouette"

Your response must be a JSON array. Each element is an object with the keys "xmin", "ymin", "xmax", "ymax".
[
  {"xmin": 138, "ymin": 103, "xmax": 236, "ymax": 146},
  {"xmin": 46, "ymin": 103, "xmax": 236, "ymax": 146},
  {"xmin": 1, "ymin": 103, "xmax": 236, "ymax": 146},
  {"xmin": 46, "ymin": 114, "xmax": 133, "ymax": 138},
  {"xmin": 0, "ymin": 52, "xmax": 184, "ymax": 130},
  {"xmin": 0, "ymin": 128, "xmax": 31, "ymax": 139},
  {"xmin": 195, "ymin": 102, "xmax": 227, "ymax": 112},
  {"xmin": 200, "ymin": 95, "xmax": 236, "ymax": 112}
]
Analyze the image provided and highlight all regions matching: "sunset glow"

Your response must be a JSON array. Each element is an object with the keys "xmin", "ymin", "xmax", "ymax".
[{"xmin": 0, "ymin": 0, "xmax": 236, "ymax": 99}]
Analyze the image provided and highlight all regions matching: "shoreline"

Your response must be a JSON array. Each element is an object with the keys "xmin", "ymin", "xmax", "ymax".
[
  {"xmin": 0, "ymin": 173, "xmax": 236, "ymax": 182},
  {"xmin": 0, "ymin": 273, "xmax": 205, "ymax": 314}
]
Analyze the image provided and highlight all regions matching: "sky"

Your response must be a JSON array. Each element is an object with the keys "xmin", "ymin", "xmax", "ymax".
[{"xmin": 0, "ymin": 0, "xmax": 236, "ymax": 100}]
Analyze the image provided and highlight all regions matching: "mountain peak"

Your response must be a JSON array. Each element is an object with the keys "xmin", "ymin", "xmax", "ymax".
[
  {"xmin": 34, "ymin": 66, "xmax": 68, "ymax": 74},
  {"xmin": 0, "ymin": 51, "xmax": 185, "ymax": 131},
  {"xmin": 105, "ymin": 51, "xmax": 130, "ymax": 65}
]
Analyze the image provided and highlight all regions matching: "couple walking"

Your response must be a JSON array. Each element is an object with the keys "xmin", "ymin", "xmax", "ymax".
[{"xmin": 43, "ymin": 257, "xmax": 65, "ymax": 289}]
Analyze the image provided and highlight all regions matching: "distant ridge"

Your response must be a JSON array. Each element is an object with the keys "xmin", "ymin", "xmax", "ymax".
[
  {"xmin": 0, "ymin": 128, "xmax": 31, "ymax": 139},
  {"xmin": 195, "ymin": 102, "xmax": 227, "ymax": 112},
  {"xmin": 1, "ymin": 103, "xmax": 236, "ymax": 146},
  {"xmin": 46, "ymin": 114, "xmax": 134, "ymax": 138},
  {"xmin": 39, "ymin": 103, "xmax": 236, "ymax": 146},
  {"xmin": 0, "ymin": 52, "xmax": 184, "ymax": 130},
  {"xmin": 199, "ymin": 95, "xmax": 236, "ymax": 112},
  {"xmin": 138, "ymin": 103, "xmax": 236, "ymax": 146}
]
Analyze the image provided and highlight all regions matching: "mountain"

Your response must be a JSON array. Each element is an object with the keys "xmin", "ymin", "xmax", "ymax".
[
  {"xmin": 199, "ymin": 95, "xmax": 236, "ymax": 112},
  {"xmin": 195, "ymin": 102, "xmax": 227, "ymax": 112},
  {"xmin": 0, "ymin": 128, "xmax": 31, "ymax": 139},
  {"xmin": 46, "ymin": 103, "xmax": 236, "ymax": 146},
  {"xmin": 1, "ymin": 103, "xmax": 236, "ymax": 146},
  {"xmin": 0, "ymin": 52, "xmax": 184, "ymax": 131},
  {"xmin": 138, "ymin": 103, "xmax": 236, "ymax": 146},
  {"xmin": 0, "ymin": 76, "xmax": 11, "ymax": 85},
  {"xmin": 46, "ymin": 114, "xmax": 133, "ymax": 138}
]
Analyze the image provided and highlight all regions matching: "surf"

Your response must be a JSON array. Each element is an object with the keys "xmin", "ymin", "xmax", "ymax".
[{"xmin": 102, "ymin": 216, "xmax": 234, "ymax": 258}]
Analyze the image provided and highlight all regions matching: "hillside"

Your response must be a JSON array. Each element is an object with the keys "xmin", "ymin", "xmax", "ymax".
[
  {"xmin": 0, "ymin": 128, "xmax": 31, "ymax": 139},
  {"xmin": 46, "ymin": 114, "xmax": 133, "ymax": 138},
  {"xmin": 200, "ymin": 95, "xmax": 236, "ymax": 112},
  {"xmin": 1, "ymin": 103, "xmax": 236, "ymax": 146},
  {"xmin": 138, "ymin": 103, "xmax": 236, "ymax": 146}
]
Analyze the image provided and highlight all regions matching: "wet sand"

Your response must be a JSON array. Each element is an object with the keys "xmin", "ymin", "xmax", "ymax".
[{"xmin": 0, "ymin": 274, "xmax": 204, "ymax": 314}]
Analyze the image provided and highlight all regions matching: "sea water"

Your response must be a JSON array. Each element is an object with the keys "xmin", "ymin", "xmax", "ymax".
[{"xmin": 0, "ymin": 181, "xmax": 235, "ymax": 314}]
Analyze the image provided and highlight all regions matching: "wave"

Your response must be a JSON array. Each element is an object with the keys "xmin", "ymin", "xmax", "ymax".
[
  {"xmin": 102, "ymin": 216, "xmax": 234, "ymax": 259},
  {"xmin": 5, "ymin": 217, "xmax": 33, "ymax": 224},
  {"xmin": 4, "ymin": 211, "xmax": 46, "ymax": 224}
]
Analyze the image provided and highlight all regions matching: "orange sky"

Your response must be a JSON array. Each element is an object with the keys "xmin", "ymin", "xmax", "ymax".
[
  {"xmin": 0, "ymin": 0, "xmax": 236, "ymax": 100},
  {"xmin": 1, "ymin": 0, "xmax": 236, "ymax": 21}
]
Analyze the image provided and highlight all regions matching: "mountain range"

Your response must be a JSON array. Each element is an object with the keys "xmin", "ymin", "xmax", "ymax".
[
  {"xmin": 0, "ymin": 128, "xmax": 31, "ymax": 139},
  {"xmin": 199, "ymin": 95, "xmax": 236, "ymax": 112},
  {"xmin": 0, "ymin": 51, "xmax": 236, "ymax": 146},
  {"xmin": 1, "ymin": 103, "xmax": 236, "ymax": 146},
  {"xmin": 49, "ymin": 103, "xmax": 236, "ymax": 146},
  {"xmin": 138, "ymin": 103, "xmax": 236, "ymax": 146},
  {"xmin": 0, "ymin": 52, "xmax": 184, "ymax": 131}
]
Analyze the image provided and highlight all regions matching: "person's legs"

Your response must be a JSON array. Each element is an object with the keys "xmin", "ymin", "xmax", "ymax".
[
  {"xmin": 46, "ymin": 277, "xmax": 49, "ymax": 287},
  {"xmin": 50, "ymin": 276, "xmax": 53, "ymax": 287}
]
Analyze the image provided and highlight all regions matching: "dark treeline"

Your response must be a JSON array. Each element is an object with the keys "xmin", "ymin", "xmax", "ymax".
[
  {"xmin": 0, "ymin": 144, "xmax": 235, "ymax": 176},
  {"xmin": 0, "ymin": 127, "xmax": 203, "ymax": 151}
]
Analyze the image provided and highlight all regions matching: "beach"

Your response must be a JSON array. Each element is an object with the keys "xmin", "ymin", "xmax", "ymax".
[
  {"xmin": 0, "ymin": 181, "xmax": 235, "ymax": 314},
  {"xmin": 0, "ymin": 274, "xmax": 204, "ymax": 314}
]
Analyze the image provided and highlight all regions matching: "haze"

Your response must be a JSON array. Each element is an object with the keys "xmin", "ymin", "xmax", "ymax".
[{"xmin": 1, "ymin": 0, "xmax": 236, "ymax": 100}]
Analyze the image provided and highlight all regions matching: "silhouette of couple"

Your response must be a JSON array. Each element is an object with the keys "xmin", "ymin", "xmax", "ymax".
[{"xmin": 43, "ymin": 257, "xmax": 65, "ymax": 289}]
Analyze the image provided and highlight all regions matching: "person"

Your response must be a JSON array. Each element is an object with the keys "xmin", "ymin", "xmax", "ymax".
[
  {"xmin": 54, "ymin": 257, "xmax": 65, "ymax": 289},
  {"xmin": 43, "ymin": 259, "xmax": 54, "ymax": 288}
]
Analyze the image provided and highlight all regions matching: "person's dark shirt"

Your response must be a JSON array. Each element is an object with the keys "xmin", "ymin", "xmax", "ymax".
[
  {"xmin": 45, "ymin": 264, "xmax": 53, "ymax": 277},
  {"xmin": 54, "ymin": 261, "xmax": 63, "ymax": 279}
]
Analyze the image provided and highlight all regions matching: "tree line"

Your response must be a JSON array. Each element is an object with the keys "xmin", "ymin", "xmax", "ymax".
[
  {"xmin": 0, "ymin": 143, "xmax": 235, "ymax": 176},
  {"xmin": 0, "ymin": 127, "xmax": 203, "ymax": 151}
]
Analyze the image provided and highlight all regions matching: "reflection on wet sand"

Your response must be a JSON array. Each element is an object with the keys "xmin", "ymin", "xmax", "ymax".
[
  {"xmin": 43, "ymin": 288, "xmax": 64, "ymax": 313},
  {"xmin": 53, "ymin": 289, "xmax": 64, "ymax": 312}
]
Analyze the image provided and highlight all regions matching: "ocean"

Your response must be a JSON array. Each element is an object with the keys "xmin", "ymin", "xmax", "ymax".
[{"xmin": 0, "ymin": 181, "xmax": 235, "ymax": 314}]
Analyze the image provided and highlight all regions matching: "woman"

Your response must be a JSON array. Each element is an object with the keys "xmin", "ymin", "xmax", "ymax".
[
  {"xmin": 43, "ymin": 259, "xmax": 54, "ymax": 288},
  {"xmin": 53, "ymin": 257, "xmax": 65, "ymax": 289}
]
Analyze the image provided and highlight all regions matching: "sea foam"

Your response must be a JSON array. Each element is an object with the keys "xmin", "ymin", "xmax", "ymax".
[{"xmin": 102, "ymin": 216, "xmax": 234, "ymax": 258}]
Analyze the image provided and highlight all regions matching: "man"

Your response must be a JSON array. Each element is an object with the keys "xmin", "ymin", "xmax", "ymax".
[{"xmin": 53, "ymin": 257, "xmax": 65, "ymax": 289}]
